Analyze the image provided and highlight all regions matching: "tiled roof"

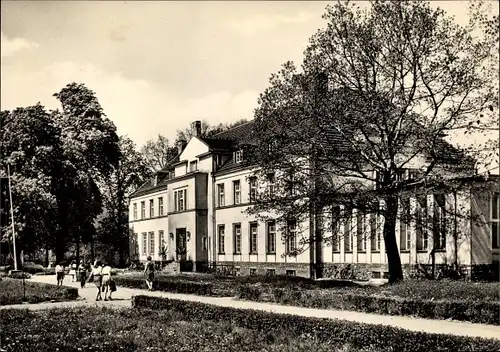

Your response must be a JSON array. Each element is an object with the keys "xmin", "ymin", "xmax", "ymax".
[{"xmin": 211, "ymin": 121, "xmax": 258, "ymax": 146}]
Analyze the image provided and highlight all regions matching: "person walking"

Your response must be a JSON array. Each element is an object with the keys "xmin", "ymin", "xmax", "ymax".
[
  {"xmin": 78, "ymin": 261, "xmax": 87, "ymax": 288},
  {"xmin": 89, "ymin": 260, "xmax": 103, "ymax": 301},
  {"xmin": 144, "ymin": 256, "xmax": 155, "ymax": 291},
  {"xmin": 55, "ymin": 262, "xmax": 65, "ymax": 286},
  {"xmin": 69, "ymin": 260, "xmax": 77, "ymax": 282},
  {"xmin": 101, "ymin": 262, "xmax": 113, "ymax": 301}
]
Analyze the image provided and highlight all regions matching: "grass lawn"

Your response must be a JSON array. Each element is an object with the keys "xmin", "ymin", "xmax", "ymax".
[
  {"xmin": 0, "ymin": 307, "xmax": 374, "ymax": 352},
  {"xmin": 0, "ymin": 278, "xmax": 79, "ymax": 306}
]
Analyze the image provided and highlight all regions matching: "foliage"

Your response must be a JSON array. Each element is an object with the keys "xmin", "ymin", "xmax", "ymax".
[
  {"xmin": 237, "ymin": 283, "xmax": 500, "ymax": 325},
  {"xmin": 247, "ymin": 0, "xmax": 499, "ymax": 283},
  {"xmin": 0, "ymin": 307, "xmax": 372, "ymax": 352},
  {"xmin": 175, "ymin": 118, "xmax": 249, "ymax": 143},
  {"xmin": 133, "ymin": 295, "xmax": 500, "ymax": 352},
  {"xmin": 95, "ymin": 136, "xmax": 152, "ymax": 267},
  {"xmin": 140, "ymin": 134, "xmax": 178, "ymax": 172},
  {"xmin": 0, "ymin": 279, "xmax": 78, "ymax": 305}
]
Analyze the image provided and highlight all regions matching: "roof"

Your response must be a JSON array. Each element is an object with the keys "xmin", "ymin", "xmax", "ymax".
[
  {"xmin": 129, "ymin": 154, "xmax": 180, "ymax": 198},
  {"xmin": 211, "ymin": 121, "xmax": 257, "ymax": 146}
]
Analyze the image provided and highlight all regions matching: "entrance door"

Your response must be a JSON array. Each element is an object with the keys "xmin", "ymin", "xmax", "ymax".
[{"xmin": 176, "ymin": 228, "xmax": 187, "ymax": 261}]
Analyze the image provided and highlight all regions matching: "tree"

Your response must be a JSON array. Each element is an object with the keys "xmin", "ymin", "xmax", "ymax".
[
  {"xmin": 50, "ymin": 83, "xmax": 121, "ymax": 263},
  {"xmin": 247, "ymin": 0, "xmax": 498, "ymax": 283},
  {"xmin": 96, "ymin": 136, "xmax": 152, "ymax": 266},
  {"xmin": 0, "ymin": 105, "xmax": 62, "ymax": 267},
  {"xmin": 175, "ymin": 119, "xmax": 249, "ymax": 142},
  {"xmin": 140, "ymin": 134, "xmax": 178, "ymax": 172}
]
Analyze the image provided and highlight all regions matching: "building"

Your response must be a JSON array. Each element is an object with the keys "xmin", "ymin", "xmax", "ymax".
[{"xmin": 128, "ymin": 120, "xmax": 499, "ymax": 280}]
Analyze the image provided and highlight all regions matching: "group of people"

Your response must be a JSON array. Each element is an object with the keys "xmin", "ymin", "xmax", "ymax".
[{"xmin": 54, "ymin": 259, "xmax": 117, "ymax": 301}]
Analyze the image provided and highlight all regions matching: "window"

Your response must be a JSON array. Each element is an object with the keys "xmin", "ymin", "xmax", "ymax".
[
  {"xmin": 233, "ymin": 224, "xmax": 242, "ymax": 254},
  {"xmin": 233, "ymin": 180, "xmax": 241, "ymax": 205},
  {"xmin": 174, "ymin": 188, "xmax": 187, "ymax": 212},
  {"xmin": 266, "ymin": 268, "xmax": 276, "ymax": 276},
  {"xmin": 370, "ymin": 213, "xmax": 380, "ymax": 252},
  {"xmin": 344, "ymin": 211, "xmax": 352, "ymax": 252},
  {"xmin": 332, "ymin": 206, "xmax": 341, "ymax": 252},
  {"xmin": 249, "ymin": 268, "xmax": 257, "ymax": 275},
  {"xmin": 400, "ymin": 198, "xmax": 410, "ymax": 251},
  {"xmin": 149, "ymin": 199, "xmax": 154, "ymax": 218},
  {"xmin": 141, "ymin": 201, "xmax": 146, "ymax": 219},
  {"xmin": 249, "ymin": 222, "xmax": 258, "ymax": 254},
  {"xmin": 189, "ymin": 160, "xmax": 198, "ymax": 172},
  {"xmin": 356, "ymin": 211, "xmax": 366, "ymax": 252},
  {"xmin": 142, "ymin": 232, "xmax": 147, "ymax": 255},
  {"xmin": 218, "ymin": 225, "xmax": 225, "ymax": 253},
  {"xmin": 235, "ymin": 150, "xmax": 243, "ymax": 163},
  {"xmin": 149, "ymin": 231, "xmax": 155, "ymax": 255},
  {"xmin": 286, "ymin": 171, "xmax": 296, "ymax": 196},
  {"xmin": 433, "ymin": 194, "xmax": 446, "ymax": 250},
  {"xmin": 267, "ymin": 173, "xmax": 276, "ymax": 198},
  {"xmin": 158, "ymin": 197, "xmax": 164, "ymax": 216},
  {"xmin": 491, "ymin": 192, "xmax": 500, "ymax": 249},
  {"xmin": 286, "ymin": 220, "xmax": 297, "ymax": 255},
  {"xmin": 217, "ymin": 184, "xmax": 225, "ymax": 207},
  {"xmin": 416, "ymin": 196, "xmax": 428, "ymax": 251},
  {"xmin": 202, "ymin": 236, "xmax": 208, "ymax": 251},
  {"xmin": 133, "ymin": 203, "xmax": 137, "ymax": 220},
  {"xmin": 286, "ymin": 270, "xmax": 296, "ymax": 276},
  {"xmin": 158, "ymin": 230, "xmax": 165, "ymax": 254},
  {"xmin": 249, "ymin": 177, "xmax": 257, "ymax": 202},
  {"xmin": 267, "ymin": 221, "xmax": 276, "ymax": 254}
]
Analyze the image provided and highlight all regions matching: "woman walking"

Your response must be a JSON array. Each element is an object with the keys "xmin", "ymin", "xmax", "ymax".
[
  {"xmin": 144, "ymin": 256, "xmax": 155, "ymax": 291},
  {"xmin": 101, "ymin": 262, "xmax": 113, "ymax": 301},
  {"xmin": 69, "ymin": 260, "xmax": 77, "ymax": 282},
  {"xmin": 90, "ymin": 260, "xmax": 103, "ymax": 301}
]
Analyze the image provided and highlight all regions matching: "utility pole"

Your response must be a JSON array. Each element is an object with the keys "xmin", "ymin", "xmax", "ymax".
[{"xmin": 7, "ymin": 165, "xmax": 18, "ymax": 271}]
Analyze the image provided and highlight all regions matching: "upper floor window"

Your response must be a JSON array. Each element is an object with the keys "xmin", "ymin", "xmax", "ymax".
[
  {"xmin": 149, "ymin": 199, "xmax": 154, "ymax": 218},
  {"xmin": 217, "ymin": 184, "xmax": 225, "ymax": 207},
  {"xmin": 158, "ymin": 197, "xmax": 164, "ymax": 216},
  {"xmin": 140, "ymin": 201, "xmax": 146, "ymax": 219},
  {"xmin": 235, "ymin": 150, "xmax": 243, "ymax": 164},
  {"xmin": 233, "ymin": 223, "xmax": 242, "ymax": 254},
  {"xmin": 249, "ymin": 177, "xmax": 257, "ymax": 202},
  {"xmin": 233, "ymin": 180, "xmax": 241, "ymax": 205},
  {"xmin": 189, "ymin": 160, "xmax": 198, "ymax": 172},
  {"xmin": 174, "ymin": 188, "xmax": 187, "ymax": 212},
  {"xmin": 491, "ymin": 192, "xmax": 500, "ymax": 249},
  {"xmin": 267, "ymin": 173, "xmax": 276, "ymax": 198},
  {"xmin": 133, "ymin": 203, "xmax": 137, "ymax": 220}
]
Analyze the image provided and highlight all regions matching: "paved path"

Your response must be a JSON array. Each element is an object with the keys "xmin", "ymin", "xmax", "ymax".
[{"xmin": 2, "ymin": 275, "xmax": 500, "ymax": 341}]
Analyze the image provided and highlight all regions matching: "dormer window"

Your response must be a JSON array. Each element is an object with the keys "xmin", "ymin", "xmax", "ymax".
[
  {"xmin": 189, "ymin": 160, "xmax": 198, "ymax": 172},
  {"xmin": 235, "ymin": 150, "xmax": 243, "ymax": 164}
]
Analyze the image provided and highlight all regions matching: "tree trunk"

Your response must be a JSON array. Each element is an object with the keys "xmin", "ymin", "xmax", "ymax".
[
  {"xmin": 75, "ymin": 234, "xmax": 80, "ymax": 267},
  {"xmin": 45, "ymin": 247, "xmax": 49, "ymax": 267},
  {"xmin": 384, "ymin": 194, "xmax": 404, "ymax": 283}
]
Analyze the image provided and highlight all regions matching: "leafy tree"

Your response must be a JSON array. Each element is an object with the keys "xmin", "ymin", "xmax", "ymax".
[
  {"xmin": 247, "ymin": 0, "xmax": 498, "ymax": 282},
  {"xmin": 96, "ymin": 136, "xmax": 152, "ymax": 266},
  {"xmin": 0, "ymin": 105, "xmax": 62, "ymax": 267}
]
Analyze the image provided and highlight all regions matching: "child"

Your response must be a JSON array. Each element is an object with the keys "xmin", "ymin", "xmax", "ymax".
[{"xmin": 55, "ymin": 262, "xmax": 65, "ymax": 286}]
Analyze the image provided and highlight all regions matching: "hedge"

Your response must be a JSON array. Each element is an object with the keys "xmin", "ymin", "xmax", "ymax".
[
  {"xmin": 132, "ymin": 295, "xmax": 500, "ymax": 352},
  {"xmin": 114, "ymin": 275, "xmax": 215, "ymax": 296},
  {"xmin": 237, "ymin": 285, "xmax": 500, "ymax": 325},
  {"xmin": 0, "ymin": 279, "xmax": 79, "ymax": 305}
]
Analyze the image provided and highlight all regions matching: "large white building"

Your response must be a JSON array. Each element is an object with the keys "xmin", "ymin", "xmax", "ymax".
[{"xmin": 128, "ymin": 120, "xmax": 499, "ymax": 280}]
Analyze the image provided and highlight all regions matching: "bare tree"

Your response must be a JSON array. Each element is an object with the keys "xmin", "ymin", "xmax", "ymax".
[{"xmin": 247, "ymin": 0, "xmax": 498, "ymax": 282}]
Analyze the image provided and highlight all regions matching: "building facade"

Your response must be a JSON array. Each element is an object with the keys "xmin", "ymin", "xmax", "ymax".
[{"xmin": 128, "ymin": 120, "xmax": 499, "ymax": 280}]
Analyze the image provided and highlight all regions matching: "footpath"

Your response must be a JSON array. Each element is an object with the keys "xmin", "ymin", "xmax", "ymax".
[{"xmin": 1, "ymin": 275, "xmax": 499, "ymax": 340}]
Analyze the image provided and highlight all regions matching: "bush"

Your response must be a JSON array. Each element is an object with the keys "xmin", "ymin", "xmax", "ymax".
[
  {"xmin": 132, "ymin": 295, "xmax": 500, "ymax": 352},
  {"xmin": 114, "ymin": 274, "xmax": 214, "ymax": 296},
  {"xmin": 7, "ymin": 272, "xmax": 31, "ymax": 279},
  {"xmin": 236, "ymin": 285, "xmax": 500, "ymax": 325},
  {"xmin": 0, "ymin": 279, "xmax": 79, "ymax": 305}
]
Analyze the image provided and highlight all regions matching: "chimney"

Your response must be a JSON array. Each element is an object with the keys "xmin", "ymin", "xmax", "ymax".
[
  {"xmin": 192, "ymin": 120, "xmax": 202, "ymax": 137},
  {"xmin": 177, "ymin": 139, "xmax": 187, "ymax": 155}
]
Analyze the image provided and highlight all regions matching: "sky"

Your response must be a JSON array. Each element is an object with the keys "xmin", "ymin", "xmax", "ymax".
[{"xmin": 1, "ymin": 1, "xmax": 498, "ymax": 171}]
